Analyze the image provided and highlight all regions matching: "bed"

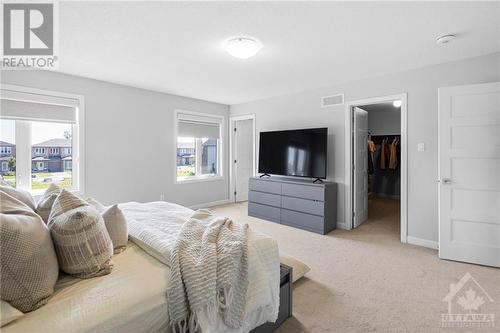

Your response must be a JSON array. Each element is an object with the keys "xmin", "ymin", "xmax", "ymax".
[{"xmin": 3, "ymin": 201, "xmax": 281, "ymax": 333}]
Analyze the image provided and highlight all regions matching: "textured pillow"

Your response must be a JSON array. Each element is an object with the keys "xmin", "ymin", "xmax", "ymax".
[
  {"xmin": 48, "ymin": 190, "xmax": 113, "ymax": 278},
  {"xmin": 86, "ymin": 197, "xmax": 107, "ymax": 213},
  {"xmin": 0, "ymin": 300, "xmax": 24, "ymax": 327},
  {"xmin": 0, "ymin": 185, "xmax": 36, "ymax": 211},
  {"xmin": 0, "ymin": 192, "xmax": 59, "ymax": 313},
  {"xmin": 36, "ymin": 183, "xmax": 61, "ymax": 222},
  {"xmin": 280, "ymin": 254, "xmax": 311, "ymax": 283},
  {"xmin": 102, "ymin": 205, "xmax": 128, "ymax": 254}
]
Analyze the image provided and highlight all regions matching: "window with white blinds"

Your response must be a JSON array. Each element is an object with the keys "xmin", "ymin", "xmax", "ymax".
[
  {"xmin": 0, "ymin": 86, "xmax": 83, "ymax": 194},
  {"xmin": 175, "ymin": 111, "xmax": 223, "ymax": 182}
]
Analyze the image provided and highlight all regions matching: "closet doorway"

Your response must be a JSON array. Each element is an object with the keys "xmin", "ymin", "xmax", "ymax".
[
  {"xmin": 345, "ymin": 94, "xmax": 408, "ymax": 243},
  {"xmin": 229, "ymin": 114, "xmax": 256, "ymax": 203}
]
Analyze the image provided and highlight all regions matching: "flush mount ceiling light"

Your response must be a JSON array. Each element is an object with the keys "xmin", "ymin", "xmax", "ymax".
[
  {"xmin": 436, "ymin": 34, "xmax": 456, "ymax": 45},
  {"xmin": 224, "ymin": 36, "xmax": 262, "ymax": 59},
  {"xmin": 393, "ymin": 100, "xmax": 402, "ymax": 108}
]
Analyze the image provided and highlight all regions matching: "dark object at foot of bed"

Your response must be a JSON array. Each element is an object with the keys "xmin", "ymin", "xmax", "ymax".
[{"xmin": 250, "ymin": 264, "xmax": 293, "ymax": 333}]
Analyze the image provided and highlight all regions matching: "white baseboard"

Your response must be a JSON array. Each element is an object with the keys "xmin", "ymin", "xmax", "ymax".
[
  {"xmin": 189, "ymin": 199, "xmax": 230, "ymax": 210},
  {"xmin": 407, "ymin": 236, "xmax": 439, "ymax": 250},
  {"xmin": 336, "ymin": 221, "xmax": 348, "ymax": 230}
]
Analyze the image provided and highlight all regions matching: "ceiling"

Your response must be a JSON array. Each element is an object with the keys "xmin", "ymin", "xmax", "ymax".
[
  {"xmin": 56, "ymin": 2, "xmax": 500, "ymax": 105},
  {"xmin": 359, "ymin": 102, "xmax": 400, "ymax": 113}
]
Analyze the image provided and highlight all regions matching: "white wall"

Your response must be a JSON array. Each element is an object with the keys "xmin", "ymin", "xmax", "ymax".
[
  {"xmin": 230, "ymin": 53, "xmax": 500, "ymax": 243},
  {"xmin": 1, "ymin": 71, "xmax": 230, "ymax": 207}
]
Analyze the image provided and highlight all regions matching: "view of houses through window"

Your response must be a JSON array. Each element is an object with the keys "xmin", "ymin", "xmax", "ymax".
[
  {"xmin": 0, "ymin": 119, "xmax": 73, "ymax": 191},
  {"xmin": 176, "ymin": 137, "xmax": 218, "ymax": 180}
]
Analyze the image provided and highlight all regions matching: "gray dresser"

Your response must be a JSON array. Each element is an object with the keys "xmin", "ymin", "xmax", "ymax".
[{"xmin": 248, "ymin": 176, "xmax": 337, "ymax": 234}]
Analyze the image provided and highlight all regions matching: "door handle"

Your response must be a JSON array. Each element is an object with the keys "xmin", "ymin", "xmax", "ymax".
[{"xmin": 439, "ymin": 178, "xmax": 452, "ymax": 185}]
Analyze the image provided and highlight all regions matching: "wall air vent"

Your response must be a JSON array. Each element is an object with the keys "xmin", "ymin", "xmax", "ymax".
[{"xmin": 321, "ymin": 93, "xmax": 344, "ymax": 108}]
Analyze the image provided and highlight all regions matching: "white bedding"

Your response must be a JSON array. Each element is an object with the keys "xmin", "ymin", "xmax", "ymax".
[
  {"xmin": 2, "ymin": 242, "xmax": 172, "ymax": 333},
  {"xmin": 120, "ymin": 201, "xmax": 281, "ymax": 333},
  {"xmin": 3, "ymin": 201, "xmax": 281, "ymax": 333}
]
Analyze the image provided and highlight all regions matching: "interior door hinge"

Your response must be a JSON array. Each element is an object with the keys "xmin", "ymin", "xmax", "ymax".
[
  {"xmin": 353, "ymin": 212, "xmax": 355, "ymax": 217},
  {"xmin": 234, "ymin": 128, "xmax": 237, "ymax": 132},
  {"xmin": 234, "ymin": 191, "xmax": 237, "ymax": 195}
]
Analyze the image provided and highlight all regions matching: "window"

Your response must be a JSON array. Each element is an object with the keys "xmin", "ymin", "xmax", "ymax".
[
  {"xmin": 0, "ymin": 119, "xmax": 16, "ymax": 187},
  {"xmin": 175, "ymin": 111, "xmax": 223, "ymax": 182},
  {"xmin": 0, "ymin": 85, "xmax": 83, "ymax": 195},
  {"xmin": 31, "ymin": 122, "xmax": 73, "ymax": 191}
]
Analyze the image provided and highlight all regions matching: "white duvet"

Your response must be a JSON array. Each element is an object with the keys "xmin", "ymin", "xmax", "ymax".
[
  {"xmin": 120, "ymin": 201, "xmax": 281, "ymax": 333},
  {"xmin": 3, "ymin": 201, "xmax": 280, "ymax": 333}
]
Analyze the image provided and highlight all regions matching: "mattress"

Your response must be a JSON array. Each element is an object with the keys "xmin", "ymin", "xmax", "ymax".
[{"xmin": 2, "ymin": 242, "xmax": 172, "ymax": 333}]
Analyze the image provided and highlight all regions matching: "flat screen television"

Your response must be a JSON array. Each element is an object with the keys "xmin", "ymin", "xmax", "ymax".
[{"xmin": 258, "ymin": 127, "xmax": 327, "ymax": 179}]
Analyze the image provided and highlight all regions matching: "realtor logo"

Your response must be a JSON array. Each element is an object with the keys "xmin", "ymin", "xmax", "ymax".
[
  {"xmin": 441, "ymin": 273, "xmax": 495, "ymax": 328},
  {"xmin": 2, "ymin": 2, "xmax": 58, "ymax": 69}
]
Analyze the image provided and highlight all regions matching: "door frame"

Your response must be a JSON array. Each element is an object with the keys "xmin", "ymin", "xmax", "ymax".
[
  {"xmin": 344, "ymin": 93, "xmax": 408, "ymax": 243},
  {"xmin": 229, "ymin": 114, "xmax": 256, "ymax": 203}
]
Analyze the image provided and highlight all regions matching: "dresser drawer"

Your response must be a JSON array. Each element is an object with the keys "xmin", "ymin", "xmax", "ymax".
[
  {"xmin": 281, "ymin": 209, "xmax": 324, "ymax": 233},
  {"xmin": 249, "ymin": 190, "xmax": 281, "ymax": 208},
  {"xmin": 282, "ymin": 183, "xmax": 324, "ymax": 201},
  {"xmin": 249, "ymin": 178, "xmax": 282, "ymax": 195},
  {"xmin": 281, "ymin": 196, "xmax": 324, "ymax": 216},
  {"xmin": 248, "ymin": 202, "xmax": 280, "ymax": 222}
]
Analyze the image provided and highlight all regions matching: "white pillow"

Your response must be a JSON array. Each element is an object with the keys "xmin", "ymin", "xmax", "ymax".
[
  {"xmin": 0, "ymin": 300, "xmax": 24, "ymax": 327},
  {"xmin": 280, "ymin": 254, "xmax": 310, "ymax": 283},
  {"xmin": 0, "ymin": 185, "xmax": 36, "ymax": 211},
  {"xmin": 102, "ymin": 205, "xmax": 128, "ymax": 254},
  {"xmin": 86, "ymin": 197, "xmax": 107, "ymax": 213},
  {"xmin": 36, "ymin": 183, "xmax": 62, "ymax": 222}
]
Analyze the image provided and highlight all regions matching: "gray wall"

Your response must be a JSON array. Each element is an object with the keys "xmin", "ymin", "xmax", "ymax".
[
  {"xmin": 366, "ymin": 107, "xmax": 401, "ymax": 135},
  {"xmin": 230, "ymin": 52, "xmax": 500, "ymax": 243},
  {"xmin": 1, "ymin": 71, "xmax": 230, "ymax": 207}
]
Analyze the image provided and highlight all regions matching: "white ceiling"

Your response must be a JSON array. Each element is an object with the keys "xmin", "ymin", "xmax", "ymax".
[
  {"xmin": 57, "ymin": 1, "xmax": 500, "ymax": 105},
  {"xmin": 359, "ymin": 102, "xmax": 400, "ymax": 113}
]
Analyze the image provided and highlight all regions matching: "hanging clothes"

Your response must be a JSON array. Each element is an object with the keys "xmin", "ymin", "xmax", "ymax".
[
  {"xmin": 380, "ymin": 138, "xmax": 388, "ymax": 169},
  {"xmin": 389, "ymin": 137, "xmax": 399, "ymax": 170},
  {"xmin": 368, "ymin": 139, "xmax": 376, "ymax": 174}
]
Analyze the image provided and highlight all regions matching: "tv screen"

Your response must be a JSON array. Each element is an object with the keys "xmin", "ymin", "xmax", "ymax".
[{"xmin": 258, "ymin": 127, "xmax": 327, "ymax": 179}]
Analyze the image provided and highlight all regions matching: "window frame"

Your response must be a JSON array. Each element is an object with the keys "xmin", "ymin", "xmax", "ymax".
[
  {"xmin": 0, "ymin": 84, "xmax": 85, "ymax": 197},
  {"xmin": 174, "ymin": 109, "xmax": 224, "ymax": 184}
]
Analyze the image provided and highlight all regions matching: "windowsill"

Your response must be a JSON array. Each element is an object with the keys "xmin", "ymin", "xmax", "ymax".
[{"xmin": 175, "ymin": 175, "xmax": 224, "ymax": 184}]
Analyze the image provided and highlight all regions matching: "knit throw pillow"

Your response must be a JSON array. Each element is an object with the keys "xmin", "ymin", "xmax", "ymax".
[
  {"xmin": 48, "ymin": 190, "xmax": 114, "ymax": 278},
  {"xmin": 36, "ymin": 183, "xmax": 61, "ymax": 223},
  {"xmin": 0, "ymin": 192, "xmax": 59, "ymax": 313}
]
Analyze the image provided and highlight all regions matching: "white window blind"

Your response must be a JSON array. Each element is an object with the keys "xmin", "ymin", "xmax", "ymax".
[
  {"xmin": 1, "ymin": 88, "xmax": 78, "ymax": 123},
  {"xmin": 0, "ymin": 99, "xmax": 77, "ymax": 123},
  {"xmin": 177, "ymin": 113, "xmax": 221, "ymax": 139}
]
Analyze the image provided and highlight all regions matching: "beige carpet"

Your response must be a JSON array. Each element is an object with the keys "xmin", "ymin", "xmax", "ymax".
[{"xmin": 210, "ymin": 197, "xmax": 500, "ymax": 333}]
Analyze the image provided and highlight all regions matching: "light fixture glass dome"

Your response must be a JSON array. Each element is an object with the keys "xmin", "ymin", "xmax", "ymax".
[{"xmin": 224, "ymin": 36, "xmax": 262, "ymax": 59}]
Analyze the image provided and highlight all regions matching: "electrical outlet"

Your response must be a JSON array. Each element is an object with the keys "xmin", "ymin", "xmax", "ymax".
[
  {"xmin": 417, "ymin": 143, "xmax": 425, "ymax": 152},
  {"xmin": 160, "ymin": 193, "xmax": 165, "ymax": 201}
]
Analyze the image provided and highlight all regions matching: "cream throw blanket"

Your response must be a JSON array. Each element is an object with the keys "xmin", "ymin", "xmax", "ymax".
[
  {"xmin": 168, "ymin": 210, "xmax": 249, "ymax": 332},
  {"xmin": 120, "ymin": 201, "xmax": 280, "ymax": 333}
]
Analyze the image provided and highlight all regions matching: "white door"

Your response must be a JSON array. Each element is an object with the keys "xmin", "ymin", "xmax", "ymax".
[
  {"xmin": 233, "ymin": 118, "xmax": 254, "ymax": 202},
  {"xmin": 439, "ymin": 82, "xmax": 500, "ymax": 267},
  {"xmin": 353, "ymin": 107, "xmax": 369, "ymax": 228}
]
